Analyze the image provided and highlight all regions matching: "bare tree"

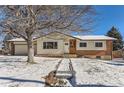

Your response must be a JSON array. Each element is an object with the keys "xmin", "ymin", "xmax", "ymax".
[{"xmin": 0, "ymin": 5, "xmax": 96, "ymax": 63}]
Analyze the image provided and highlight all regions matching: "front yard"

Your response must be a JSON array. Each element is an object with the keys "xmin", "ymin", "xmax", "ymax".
[{"xmin": 0, "ymin": 56, "xmax": 124, "ymax": 87}]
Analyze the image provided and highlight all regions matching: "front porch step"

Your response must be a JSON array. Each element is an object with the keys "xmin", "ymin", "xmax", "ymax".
[
  {"xmin": 63, "ymin": 54, "xmax": 77, "ymax": 58},
  {"xmin": 36, "ymin": 54, "xmax": 63, "ymax": 57}
]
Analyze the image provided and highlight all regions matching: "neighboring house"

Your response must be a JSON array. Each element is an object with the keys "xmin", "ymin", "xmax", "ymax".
[{"xmin": 7, "ymin": 32, "xmax": 116, "ymax": 60}]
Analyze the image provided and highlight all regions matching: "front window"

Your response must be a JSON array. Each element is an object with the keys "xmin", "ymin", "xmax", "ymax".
[
  {"xmin": 95, "ymin": 42, "xmax": 103, "ymax": 47},
  {"xmin": 43, "ymin": 42, "xmax": 58, "ymax": 49},
  {"xmin": 65, "ymin": 43, "xmax": 68, "ymax": 45},
  {"xmin": 80, "ymin": 42, "xmax": 87, "ymax": 47}
]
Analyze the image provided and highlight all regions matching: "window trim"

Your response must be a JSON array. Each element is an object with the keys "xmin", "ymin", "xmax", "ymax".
[
  {"xmin": 79, "ymin": 42, "xmax": 87, "ymax": 47},
  {"xmin": 95, "ymin": 42, "xmax": 103, "ymax": 47},
  {"xmin": 43, "ymin": 42, "xmax": 58, "ymax": 49}
]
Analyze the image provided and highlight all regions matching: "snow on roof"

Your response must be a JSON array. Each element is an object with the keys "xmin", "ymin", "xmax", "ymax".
[
  {"xmin": 74, "ymin": 35, "xmax": 116, "ymax": 40},
  {"xmin": 8, "ymin": 35, "xmax": 116, "ymax": 42},
  {"xmin": 7, "ymin": 38, "xmax": 25, "ymax": 41},
  {"xmin": 7, "ymin": 38, "xmax": 37, "ymax": 41}
]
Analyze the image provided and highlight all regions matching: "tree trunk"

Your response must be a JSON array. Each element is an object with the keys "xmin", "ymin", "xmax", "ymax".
[{"xmin": 27, "ymin": 36, "xmax": 34, "ymax": 63}]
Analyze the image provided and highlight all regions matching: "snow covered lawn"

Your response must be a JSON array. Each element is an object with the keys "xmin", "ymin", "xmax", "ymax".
[
  {"xmin": 0, "ymin": 56, "xmax": 60, "ymax": 87},
  {"xmin": 71, "ymin": 58, "xmax": 124, "ymax": 87},
  {"xmin": 0, "ymin": 56, "xmax": 124, "ymax": 87}
]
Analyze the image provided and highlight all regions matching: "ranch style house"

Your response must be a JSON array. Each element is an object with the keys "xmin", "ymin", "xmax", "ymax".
[{"xmin": 7, "ymin": 32, "xmax": 116, "ymax": 60}]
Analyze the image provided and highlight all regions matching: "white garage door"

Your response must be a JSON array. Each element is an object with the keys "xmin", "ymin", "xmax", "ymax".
[{"xmin": 15, "ymin": 44, "xmax": 28, "ymax": 55}]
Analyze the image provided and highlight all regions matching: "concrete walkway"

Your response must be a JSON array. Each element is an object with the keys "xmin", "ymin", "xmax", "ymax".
[{"xmin": 56, "ymin": 58, "xmax": 75, "ymax": 86}]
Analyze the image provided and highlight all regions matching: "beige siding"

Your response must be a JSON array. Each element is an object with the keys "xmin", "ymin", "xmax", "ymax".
[
  {"xmin": 36, "ymin": 32, "xmax": 74, "ymax": 55},
  {"xmin": 76, "ymin": 40, "xmax": 107, "ymax": 50}
]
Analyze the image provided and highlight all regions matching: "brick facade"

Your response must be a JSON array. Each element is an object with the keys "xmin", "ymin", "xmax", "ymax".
[{"xmin": 76, "ymin": 40, "xmax": 113, "ymax": 59}]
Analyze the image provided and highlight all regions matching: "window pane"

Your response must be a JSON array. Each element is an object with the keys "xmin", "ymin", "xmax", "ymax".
[
  {"xmin": 47, "ymin": 42, "xmax": 53, "ymax": 49},
  {"xmin": 80, "ymin": 42, "xmax": 87, "ymax": 47},
  {"xmin": 65, "ymin": 43, "xmax": 68, "ymax": 45},
  {"xmin": 95, "ymin": 42, "xmax": 103, "ymax": 47},
  {"xmin": 43, "ymin": 42, "xmax": 58, "ymax": 49},
  {"xmin": 54, "ymin": 42, "xmax": 57, "ymax": 49},
  {"xmin": 43, "ymin": 42, "xmax": 46, "ymax": 49}
]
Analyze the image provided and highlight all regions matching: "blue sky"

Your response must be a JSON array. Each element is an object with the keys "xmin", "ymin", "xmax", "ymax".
[
  {"xmin": 0, "ymin": 6, "xmax": 124, "ymax": 39},
  {"xmin": 92, "ymin": 5, "xmax": 124, "ymax": 39}
]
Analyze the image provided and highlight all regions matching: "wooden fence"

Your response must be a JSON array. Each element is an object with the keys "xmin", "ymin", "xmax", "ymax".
[{"xmin": 112, "ymin": 50, "xmax": 122, "ymax": 58}]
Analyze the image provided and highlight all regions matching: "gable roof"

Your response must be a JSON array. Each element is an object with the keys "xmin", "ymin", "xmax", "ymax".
[
  {"xmin": 33, "ymin": 31, "xmax": 83, "ymax": 40},
  {"xmin": 7, "ymin": 31, "xmax": 116, "ymax": 42},
  {"xmin": 34, "ymin": 31, "xmax": 116, "ymax": 40}
]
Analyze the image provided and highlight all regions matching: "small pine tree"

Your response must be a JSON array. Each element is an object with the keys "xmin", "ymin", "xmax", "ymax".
[{"xmin": 106, "ymin": 26, "xmax": 123, "ymax": 51}]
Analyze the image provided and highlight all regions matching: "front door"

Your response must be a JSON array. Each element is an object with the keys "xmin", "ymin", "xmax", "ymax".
[
  {"xmin": 64, "ymin": 42, "xmax": 69, "ymax": 53},
  {"xmin": 69, "ymin": 39, "xmax": 76, "ymax": 54}
]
